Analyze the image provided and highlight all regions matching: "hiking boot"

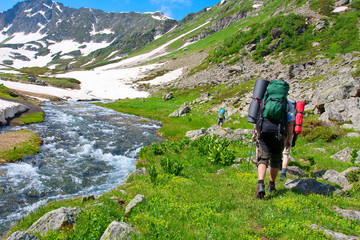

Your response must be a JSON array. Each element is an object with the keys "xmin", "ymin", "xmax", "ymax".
[
  {"xmin": 280, "ymin": 173, "xmax": 286, "ymax": 181},
  {"xmin": 255, "ymin": 183, "xmax": 265, "ymax": 199},
  {"xmin": 267, "ymin": 183, "xmax": 276, "ymax": 193}
]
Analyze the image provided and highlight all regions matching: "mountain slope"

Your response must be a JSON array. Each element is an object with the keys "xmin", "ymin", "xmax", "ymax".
[{"xmin": 0, "ymin": 0, "xmax": 176, "ymax": 69}]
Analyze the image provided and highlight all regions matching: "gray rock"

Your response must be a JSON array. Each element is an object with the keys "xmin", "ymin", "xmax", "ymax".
[
  {"xmin": 334, "ymin": 208, "xmax": 360, "ymax": 221},
  {"xmin": 168, "ymin": 106, "xmax": 191, "ymax": 117},
  {"xmin": 346, "ymin": 132, "xmax": 360, "ymax": 137},
  {"xmin": 100, "ymin": 221, "xmax": 133, "ymax": 240},
  {"xmin": 322, "ymin": 169, "xmax": 350, "ymax": 187},
  {"xmin": 125, "ymin": 194, "xmax": 145, "ymax": 216},
  {"xmin": 335, "ymin": 0, "xmax": 350, "ymax": 7},
  {"xmin": 271, "ymin": 28, "xmax": 282, "ymax": 39},
  {"xmin": 309, "ymin": 224, "xmax": 359, "ymax": 240},
  {"xmin": 320, "ymin": 98, "xmax": 360, "ymax": 130},
  {"xmin": 331, "ymin": 147, "xmax": 353, "ymax": 162},
  {"xmin": 287, "ymin": 166, "xmax": 307, "ymax": 177},
  {"xmin": 28, "ymin": 207, "xmax": 81, "ymax": 234},
  {"xmin": 6, "ymin": 231, "xmax": 39, "ymax": 240},
  {"xmin": 126, "ymin": 168, "xmax": 148, "ymax": 181},
  {"xmin": 285, "ymin": 178, "xmax": 336, "ymax": 195},
  {"xmin": 215, "ymin": 169, "xmax": 225, "ymax": 175},
  {"xmin": 185, "ymin": 127, "xmax": 207, "ymax": 140},
  {"xmin": 162, "ymin": 92, "xmax": 174, "ymax": 101}
]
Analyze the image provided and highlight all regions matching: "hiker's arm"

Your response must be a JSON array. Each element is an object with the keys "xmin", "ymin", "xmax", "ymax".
[{"xmin": 285, "ymin": 121, "xmax": 294, "ymax": 148}]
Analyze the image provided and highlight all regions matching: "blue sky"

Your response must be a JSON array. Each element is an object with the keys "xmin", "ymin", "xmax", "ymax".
[{"xmin": 0, "ymin": 0, "xmax": 221, "ymax": 21}]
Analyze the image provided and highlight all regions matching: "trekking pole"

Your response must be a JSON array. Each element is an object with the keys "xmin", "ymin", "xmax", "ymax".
[{"xmin": 248, "ymin": 130, "xmax": 255, "ymax": 170}]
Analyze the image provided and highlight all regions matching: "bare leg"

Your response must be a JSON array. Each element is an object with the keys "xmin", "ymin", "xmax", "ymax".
[
  {"xmin": 269, "ymin": 167, "xmax": 279, "ymax": 182},
  {"xmin": 257, "ymin": 163, "xmax": 267, "ymax": 180}
]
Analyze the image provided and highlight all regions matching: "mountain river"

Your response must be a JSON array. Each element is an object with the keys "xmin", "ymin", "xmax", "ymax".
[{"xmin": 0, "ymin": 101, "xmax": 163, "ymax": 235}]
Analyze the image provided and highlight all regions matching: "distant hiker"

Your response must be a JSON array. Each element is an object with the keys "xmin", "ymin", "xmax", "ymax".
[
  {"xmin": 280, "ymin": 99, "xmax": 296, "ymax": 181},
  {"xmin": 217, "ymin": 109, "xmax": 226, "ymax": 127},
  {"xmin": 249, "ymin": 79, "xmax": 294, "ymax": 199}
]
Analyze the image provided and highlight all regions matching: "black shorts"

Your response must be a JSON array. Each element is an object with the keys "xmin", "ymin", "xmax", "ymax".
[{"xmin": 257, "ymin": 132, "xmax": 285, "ymax": 168}]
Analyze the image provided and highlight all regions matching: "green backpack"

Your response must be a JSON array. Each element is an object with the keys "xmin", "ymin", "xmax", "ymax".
[
  {"xmin": 257, "ymin": 80, "xmax": 289, "ymax": 136},
  {"xmin": 262, "ymin": 80, "xmax": 289, "ymax": 121}
]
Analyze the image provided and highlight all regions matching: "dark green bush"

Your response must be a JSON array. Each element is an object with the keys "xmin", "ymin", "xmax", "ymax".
[
  {"xmin": 347, "ymin": 169, "xmax": 360, "ymax": 183},
  {"xmin": 351, "ymin": 0, "xmax": 360, "ymax": 10},
  {"xmin": 302, "ymin": 119, "xmax": 345, "ymax": 142}
]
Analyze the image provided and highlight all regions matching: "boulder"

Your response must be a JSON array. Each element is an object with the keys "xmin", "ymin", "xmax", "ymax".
[
  {"xmin": 6, "ymin": 231, "xmax": 39, "ymax": 240},
  {"xmin": 125, "ymin": 194, "xmax": 145, "ymax": 216},
  {"xmin": 126, "ymin": 168, "xmax": 148, "ymax": 181},
  {"xmin": 185, "ymin": 127, "xmax": 207, "ymax": 140},
  {"xmin": 322, "ymin": 169, "xmax": 350, "ymax": 187},
  {"xmin": 285, "ymin": 179, "xmax": 336, "ymax": 195},
  {"xmin": 28, "ymin": 207, "xmax": 81, "ymax": 234},
  {"xmin": 162, "ymin": 92, "xmax": 174, "ymax": 101},
  {"xmin": 168, "ymin": 106, "xmax": 191, "ymax": 117},
  {"xmin": 309, "ymin": 224, "xmax": 359, "ymax": 240},
  {"xmin": 334, "ymin": 208, "xmax": 360, "ymax": 221},
  {"xmin": 271, "ymin": 28, "xmax": 282, "ymax": 39},
  {"xmin": 286, "ymin": 166, "xmax": 307, "ymax": 177},
  {"xmin": 320, "ymin": 98, "xmax": 360, "ymax": 130},
  {"xmin": 100, "ymin": 221, "xmax": 133, "ymax": 240},
  {"xmin": 330, "ymin": 147, "xmax": 353, "ymax": 162}
]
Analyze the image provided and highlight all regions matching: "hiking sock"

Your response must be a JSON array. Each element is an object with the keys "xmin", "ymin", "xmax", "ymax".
[
  {"xmin": 269, "ymin": 181, "xmax": 275, "ymax": 186},
  {"xmin": 281, "ymin": 168, "xmax": 287, "ymax": 174},
  {"xmin": 258, "ymin": 180, "xmax": 264, "ymax": 185}
]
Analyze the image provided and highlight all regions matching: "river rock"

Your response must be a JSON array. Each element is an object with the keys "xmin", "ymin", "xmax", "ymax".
[
  {"xmin": 309, "ymin": 224, "xmax": 359, "ymax": 240},
  {"xmin": 334, "ymin": 208, "xmax": 360, "ymax": 221},
  {"xmin": 168, "ymin": 106, "xmax": 191, "ymax": 117},
  {"xmin": 100, "ymin": 221, "xmax": 133, "ymax": 240},
  {"xmin": 28, "ymin": 207, "xmax": 81, "ymax": 234},
  {"xmin": 285, "ymin": 178, "xmax": 336, "ymax": 195},
  {"xmin": 125, "ymin": 194, "xmax": 145, "ymax": 216},
  {"xmin": 330, "ymin": 147, "xmax": 353, "ymax": 162},
  {"xmin": 6, "ymin": 231, "xmax": 39, "ymax": 240},
  {"xmin": 126, "ymin": 167, "xmax": 149, "ymax": 181}
]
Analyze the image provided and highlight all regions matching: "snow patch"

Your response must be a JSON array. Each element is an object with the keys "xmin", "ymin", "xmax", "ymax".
[
  {"xmin": 138, "ymin": 68, "xmax": 183, "ymax": 85},
  {"xmin": 24, "ymin": 8, "xmax": 32, "ymax": 13},
  {"xmin": 90, "ymin": 24, "xmax": 114, "ymax": 36},
  {"xmin": 220, "ymin": 0, "xmax": 226, "ymax": 5},
  {"xmin": 332, "ymin": 6, "xmax": 348, "ymax": 13},
  {"xmin": 55, "ymin": 2, "xmax": 63, "ymax": 13},
  {"xmin": 253, "ymin": 4, "xmax": 263, "ymax": 8},
  {"xmin": 43, "ymin": 3, "xmax": 53, "ymax": 9},
  {"xmin": 206, "ymin": 7, "xmax": 212, "ymax": 11}
]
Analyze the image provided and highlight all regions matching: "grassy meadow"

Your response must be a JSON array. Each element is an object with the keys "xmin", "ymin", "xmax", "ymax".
[{"xmin": 5, "ymin": 80, "xmax": 360, "ymax": 239}]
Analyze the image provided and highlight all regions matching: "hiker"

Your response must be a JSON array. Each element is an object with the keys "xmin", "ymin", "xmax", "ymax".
[
  {"xmin": 217, "ymin": 109, "xmax": 226, "ymax": 127},
  {"xmin": 280, "ymin": 100, "xmax": 296, "ymax": 181},
  {"xmin": 254, "ymin": 80, "xmax": 295, "ymax": 199}
]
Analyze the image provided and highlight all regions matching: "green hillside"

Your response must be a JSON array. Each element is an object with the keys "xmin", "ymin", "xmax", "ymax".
[{"xmin": 4, "ymin": 0, "xmax": 360, "ymax": 239}]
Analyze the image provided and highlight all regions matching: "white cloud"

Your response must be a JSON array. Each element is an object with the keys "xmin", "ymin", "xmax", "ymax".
[{"xmin": 150, "ymin": 0, "xmax": 192, "ymax": 18}]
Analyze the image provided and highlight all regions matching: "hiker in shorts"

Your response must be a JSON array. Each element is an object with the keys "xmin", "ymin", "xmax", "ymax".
[
  {"xmin": 254, "ymin": 80, "xmax": 294, "ymax": 199},
  {"xmin": 217, "ymin": 109, "xmax": 226, "ymax": 127},
  {"xmin": 280, "ymin": 99, "xmax": 296, "ymax": 181}
]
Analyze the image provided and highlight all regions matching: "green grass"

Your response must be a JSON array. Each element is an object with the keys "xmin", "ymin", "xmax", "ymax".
[
  {"xmin": 10, "ymin": 112, "xmax": 45, "ymax": 126},
  {"xmin": 7, "ymin": 132, "xmax": 360, "ymax": 239},
  {"xmin": 0, "ymin": 84, "xmax": 18, "ymax": 99}
]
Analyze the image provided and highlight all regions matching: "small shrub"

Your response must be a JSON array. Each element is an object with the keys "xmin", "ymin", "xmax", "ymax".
[
  {"xmin": 347, "ymin": 169, "xmax": 360, "ymax": 183},
  {"xmin": 148, "ymin": 165, "xmax": 158, "ymax": 184},
  {"xmin": 351, "ymin": 0, "xmax": 360, "ymax": 10},
  {"xmin": 351, "ymin": 149, "xmax": 358, "ymax": 164},
  {"xmin": 302, "ymin": 119, "xmax": 344, "ymax": 142},
  {"xmin": 160, "ymin": 157, "xmax": 184, "ymax": 176},
  {"xmin": 151, "ymin": 142, "xmax": 165, "ymax": 155}
]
